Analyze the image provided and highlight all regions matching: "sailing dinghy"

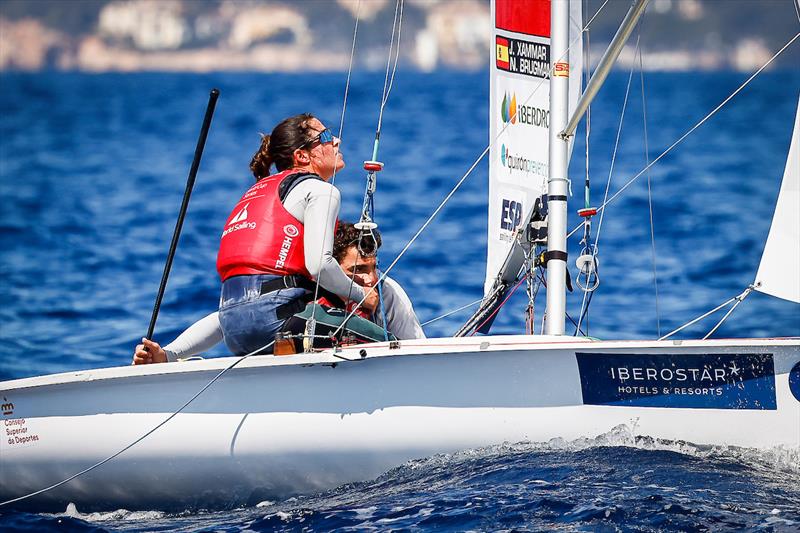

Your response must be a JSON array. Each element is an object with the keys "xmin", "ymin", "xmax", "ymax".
[{"xmin": 1, "ymin": 0, "xmax": 798, "ymax": 512}]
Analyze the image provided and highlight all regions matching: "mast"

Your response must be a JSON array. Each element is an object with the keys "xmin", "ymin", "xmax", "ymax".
[
  {"xmin": 544, "ymin": 0, "xmax": 571, "ymax": 335},
  {"xmin": 544, "ymin": 0, "xmax": 650, "ymax": 335}
]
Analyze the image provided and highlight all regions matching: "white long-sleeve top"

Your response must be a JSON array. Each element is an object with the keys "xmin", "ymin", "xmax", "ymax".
[{"xmin": 283, "ymin": 178, "xmax": 365, "ymax": 302}]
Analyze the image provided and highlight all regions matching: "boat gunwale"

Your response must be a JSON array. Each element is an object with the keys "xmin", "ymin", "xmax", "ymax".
[{"xmin": 2, "ymin": 335, "xmax": 798, "ymax": 391}]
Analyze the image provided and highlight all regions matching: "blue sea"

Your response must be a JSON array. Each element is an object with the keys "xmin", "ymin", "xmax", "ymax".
[{"xmin": 1, "ymin": 70, "xmax": 799, "ymax": 531}]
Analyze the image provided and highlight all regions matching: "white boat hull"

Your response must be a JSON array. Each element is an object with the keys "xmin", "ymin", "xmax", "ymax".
[{"xmin": 2, "ymin": 336, "xmax": 798, "ymax": 510}]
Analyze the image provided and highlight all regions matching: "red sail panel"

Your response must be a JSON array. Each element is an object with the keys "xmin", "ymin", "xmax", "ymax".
[{"xmin": 495, "ymin": 0, "xmax": 550, "ymax": 38}]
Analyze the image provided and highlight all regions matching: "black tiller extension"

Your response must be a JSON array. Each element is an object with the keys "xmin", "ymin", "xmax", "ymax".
[{"xmin": 146, "ymin": 88, "xmax": 220, "ymax": 340}]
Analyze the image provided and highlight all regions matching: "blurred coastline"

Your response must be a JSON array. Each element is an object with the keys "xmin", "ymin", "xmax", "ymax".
[{"xmin": 1, "ymin": 0, "xmax": 798, "ymax": 73}]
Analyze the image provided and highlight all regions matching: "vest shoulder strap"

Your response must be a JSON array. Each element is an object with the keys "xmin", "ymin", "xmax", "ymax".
[{"xmin": 278, "ymin": 172, "xmax": 323, "ymax": 202}]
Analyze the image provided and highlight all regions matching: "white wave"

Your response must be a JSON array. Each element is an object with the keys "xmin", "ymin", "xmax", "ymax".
[
  {"xmin": 57, "ymin": 502, "xmax": 165, "ymax": 522},
  {"xmin": 396, "ymin": 423, "xmax": 800, "ymax": 475}
]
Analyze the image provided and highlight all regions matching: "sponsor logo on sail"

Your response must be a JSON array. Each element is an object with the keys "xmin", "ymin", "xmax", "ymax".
[
  {"xmin": 501, "ymin": 92, "xmax": 549, "ymax": 129},
  {"xmin": 501, "ymin": 144, "xmax": 548, "ymax": 177},
  {"xmin": 495, "ymin": 36, "xmax": 550, "ymax": 79}
]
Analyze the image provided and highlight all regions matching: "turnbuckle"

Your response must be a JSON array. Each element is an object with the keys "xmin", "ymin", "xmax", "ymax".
[{"xmin": 355, "ymin": 160, "xmax": 384, "ymax": 231}]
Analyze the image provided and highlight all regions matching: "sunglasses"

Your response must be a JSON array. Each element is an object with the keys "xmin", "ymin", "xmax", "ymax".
[{"xmin": 300, "ymin": 128, "xmax": 334, "ymax": 149}]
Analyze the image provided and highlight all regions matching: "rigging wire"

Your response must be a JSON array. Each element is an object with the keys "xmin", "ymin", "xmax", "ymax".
[
  {"xmin": 420, "ymin": 297, "xmax": 484, "ymax": 327},
  {"xmin": 592, "ymin": 37, "xmax": 637, "ymax": 251},
  {"xmin": 376, "ymin": 0, "xmax": 404, "ymax": 140},
  {"xmin": 702, "ymin": 286, "xmax": 754, "ymax": 339},
  {"xmin": 333, "ymin": 0, "xmax": 615, "ymax": 338},
  {"xmin": 637, "ymin": 35, "xmax": 661, "ymax": 338},
  {"xmin": 567, "ymin": 31, "xmax": 800, "ymax": 240},
  {"xmin": 308, "ymin": 0, "xmax": 363, "ymax": 339},
  {"xmin": 659, "ymin": 285, "xmax": 755, "ymax": 341},
  {"xmin": 347, "ymin": 0, "xmax": 404, "ymax": 342},
  {"xmin": 1, "ymin": 1, "xmax": 619, "ymax": 505},
  {"xmin": 583, "ymin": 0, "xmax": 592, "ymax": 214},
  {"xmin": 0, "ymin": 340, "xmax": 275, "ymax": 507},
  {"xmin": 574, "ymin": 34, "xmax": 640, "ymax": 334},
  {"xmin": 536, "ymin": 267, "xmax": 587, "ymax": 336},
  {"xmin": 573, "ymin": 4, "xmax": 596, "ymax": 336},
  {"xmin": 1, "ymin": 6, "xmax": 373, "ymax": 506}
]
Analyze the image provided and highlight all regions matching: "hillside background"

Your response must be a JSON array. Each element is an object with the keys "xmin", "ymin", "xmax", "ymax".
[{"xmin": 1, "ymin": 0, "xmax": 798, "ymax": 72}]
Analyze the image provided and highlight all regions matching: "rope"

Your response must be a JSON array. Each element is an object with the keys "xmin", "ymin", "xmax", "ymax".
[
  {"xmin": 567, "ymin": 31, "xmax": 800, "ymax": 240},
  {"xmin": 0, "ymin": 339, "xmax": 275, "ymax": 507}
]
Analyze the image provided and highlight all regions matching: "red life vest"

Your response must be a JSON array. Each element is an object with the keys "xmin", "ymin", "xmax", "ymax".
[{"xmin": 217, "ymin": 170, "xmax": 312, "ymax": 281}]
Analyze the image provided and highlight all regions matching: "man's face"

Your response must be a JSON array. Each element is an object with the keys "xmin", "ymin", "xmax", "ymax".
[{"xmin": 338, "ymin": 245, "xmax": 378, "ymax": 288}]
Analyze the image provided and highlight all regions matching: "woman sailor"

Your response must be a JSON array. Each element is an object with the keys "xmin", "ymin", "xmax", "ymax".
[{"xmin": 214, "ymin": 113, "xmax": 377, "ymax": 355}]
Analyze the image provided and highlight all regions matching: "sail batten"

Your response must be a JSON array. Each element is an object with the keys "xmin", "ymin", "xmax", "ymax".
[{"xmin": 754, "ymin": 96, "xmax": 800, "ymax": 304}]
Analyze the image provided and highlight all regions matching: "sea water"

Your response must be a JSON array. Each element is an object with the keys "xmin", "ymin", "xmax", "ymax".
[{"xmin": 0, "ymin": 71, "xmax": 798, "ymax": 531}]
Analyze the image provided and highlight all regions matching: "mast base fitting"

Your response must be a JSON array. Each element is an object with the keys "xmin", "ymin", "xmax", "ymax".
[
  {"xmin": 363, "ymin": 161, "xmax": 384, "ymax": 172},
  {"xmin": 354, "ymin": 221, "xmax": 378, "ymax": 230},
  {"xmin": 577, "ymin": 207, "xmax": 597, "ymax": 217}
]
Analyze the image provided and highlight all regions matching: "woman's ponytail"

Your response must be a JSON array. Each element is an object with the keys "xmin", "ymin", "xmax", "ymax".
[{"xmin": 250, "ymin": 134, "xmax": 273, "ymax": 180}]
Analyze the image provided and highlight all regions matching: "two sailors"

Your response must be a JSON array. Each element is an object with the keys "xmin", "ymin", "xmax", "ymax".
[{"xmin": 133, "ymin": 114, "xmax": 422, "ymax": 364}]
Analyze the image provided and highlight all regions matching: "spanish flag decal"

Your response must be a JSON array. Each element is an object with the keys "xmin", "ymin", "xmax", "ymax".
[{"xmin": 496, "ymin": 36, "xmax": 509, "ymax": 69}]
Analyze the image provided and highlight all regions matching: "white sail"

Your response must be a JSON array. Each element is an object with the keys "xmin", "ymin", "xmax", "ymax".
[
  {"xmin": 754, "ymin": 96, "xmax": 800, "ymax": 304},
  {"xmin": 485, "ymin": 0, "xmax": 583, "ymax": 294}
]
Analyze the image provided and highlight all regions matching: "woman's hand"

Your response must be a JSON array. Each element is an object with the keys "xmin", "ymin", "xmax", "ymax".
[{"xmin": 132, "ymin": 338, "xmax": 168, "ymax": 365}]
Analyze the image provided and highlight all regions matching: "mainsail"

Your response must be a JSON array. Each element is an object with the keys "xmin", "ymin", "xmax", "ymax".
[
  {"xmin": 485, "ymin": 0, "xmax": 583, "ymax": 295},
  {"xmin": 754, "ymin": 96, "xmax": 800, "ymax": 304}
]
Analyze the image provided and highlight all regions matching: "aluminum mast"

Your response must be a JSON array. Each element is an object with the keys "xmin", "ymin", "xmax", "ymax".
[
  {"xmin": 545, "ymin": 0, "xmax": 650, "ymax": 335},
  {"xmin": 544, "ymin": 0, "xmax": 571, "ymax": 335}
]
